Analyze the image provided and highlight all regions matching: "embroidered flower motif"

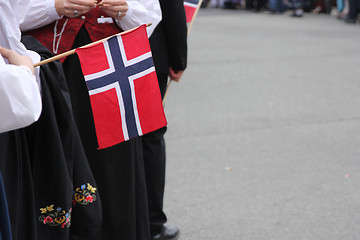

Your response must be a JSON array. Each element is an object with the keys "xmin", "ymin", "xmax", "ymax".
[
  {"xmin": 73, "ymin": 183, "xmax": 97, "ymax": 205},
  {"xmin": 55, "ymin": 215, "xmax": 66, "ymax": 224},
  {"xmin": 61, "ymin": 216, "xmax": 71, "ymax": 228},
  {"xmin": 85, "ymin": 195, "xmax": 94, "ymax": 203},
  {"xmin": 40, "ymin": 207, "xmax": 48, "ymax": 214},
  {"xmin": 87, "ymin": 183, "xmax": 97, "ymax": 193},
  {"xmin": 39, "ymin": 205, "xmax": 71, "ymax": 228},
  {"xmin": 43, "ymin": 216, "xmax": 53, "ymax": 224},
  {"xmin": 74, "ymin": 193, "xmax": 85, "ymax": 202}
]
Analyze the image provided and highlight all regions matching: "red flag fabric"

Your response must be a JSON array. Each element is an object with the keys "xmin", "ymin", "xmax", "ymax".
[
  {"xmin": 184, "ymin": 0, "xmax": 200, "ymax": 23},
  {"xmin": 75, "ymin": 25, "xmax": 167, "ymax": 149}
]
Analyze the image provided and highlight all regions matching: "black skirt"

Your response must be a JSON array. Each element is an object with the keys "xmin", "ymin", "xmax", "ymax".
[
  {"xmin": 0, "ymin": 172, "xmax": 11, "ymax": 240},
  {"xmin": 0, "ymin": 35, "xmax": 103, "ymax": 240}
]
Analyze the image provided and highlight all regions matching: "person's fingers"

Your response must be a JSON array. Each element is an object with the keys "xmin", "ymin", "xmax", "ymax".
[
  {"xmin": 169, "ymin": 68, "xmax": 184, "ymax": 82},
  {"xmin": 101, "ymin": 9, "xmax": 127, "ymax": 19},
  {"xmin": 99, "ymin": 0, "xmax": 128, "ymax": 19},
  {"xmin": 100, "ymin": 4, "xmax": 128, "ymax": 12},
  {"xmin": 56, "ymin": 0, "xmax": 96, "ymax": 17},
  {"xmin": 100, "ymin": 0, "xmax": 127, "ymax": 7},
  {"xmin": 69, "ymin": 0, "xmax": 96, "ymax": 8},
  {"xmin": 0, "ymin": 47, "xmax": 35, "ymax": 74},
  {"xmin": 0, "ymin": 47, "xmax": 20, "ymax": 62},
  {"xmin": 0, "ymin": 46, "xmax": 11, "ymax": 58}
]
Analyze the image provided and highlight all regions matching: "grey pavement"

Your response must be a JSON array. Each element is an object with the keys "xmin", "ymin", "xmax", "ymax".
[{"xmin": 162, "ymin": 8, "xmax": 360, "ymax": 240}]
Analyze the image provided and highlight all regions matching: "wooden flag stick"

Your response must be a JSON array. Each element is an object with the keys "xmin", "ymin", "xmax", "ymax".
[
  {"xmin": 34, "ymin": 23, "xmax": 152, "ymax": 68},
  {"xmin": 34, "ymin": 49, "xmax": 76, "ymax": 68},
  {"xmin": 162, "ymin": 0, "xmax": 203, "ymax": 106},
  {"xmin": 187, "ymin": 0, "xmax": 203, "ymax": 35},
  {"xmin": 162, "ymin": 79, "xmax": 172, "ymax": 105}
]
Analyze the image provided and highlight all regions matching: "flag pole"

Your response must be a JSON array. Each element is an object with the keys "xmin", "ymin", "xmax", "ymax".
[
  {"xmin": 187, "ymin": 0, "xmax": 203, "ymax": 35},
  {"xmin": 162, "ymin": 0, "xmax": 202, "ymax": 106},
  {"xmin": 33, "ymin": 23, "xmax": 152, "ymax": 67},
  {"xmin": 162, "ymin": 79, "xmax": 172, "ymax": 105}
]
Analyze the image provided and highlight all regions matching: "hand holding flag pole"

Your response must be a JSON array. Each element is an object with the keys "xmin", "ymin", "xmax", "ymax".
[{"xmin": 162, "ymin": 0, "xmax": 203, "ymax": 105}]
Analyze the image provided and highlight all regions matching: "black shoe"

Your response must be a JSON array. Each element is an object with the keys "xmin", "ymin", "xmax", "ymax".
[
  {"xmin": 151, "ymin": 225, "xmax": 180, "ymax": 240},
  {"xmin": 345, "ymin": 17, "xmax": 357, "ymax": 23}
]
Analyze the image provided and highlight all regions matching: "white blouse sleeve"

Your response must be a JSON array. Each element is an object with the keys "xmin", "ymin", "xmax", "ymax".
[
  {"xmin": 19, "ymin": 0, "xmax": 61, "ymax": 32},
  {"xmin": 116, "ymin": 0, "xmax": 162, "ymax": 37},
  {"xmin": 0, "ymin": 58, "xmax": 42, "ymax": 133},
  {"xmin": 0, "ymin": 0, "xmax": 42, "ymax": 88}
]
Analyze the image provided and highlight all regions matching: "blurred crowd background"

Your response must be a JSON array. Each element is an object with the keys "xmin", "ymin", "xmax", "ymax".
[{"xmin": 200, "ymin": 0, "xmax": 360, "ymax": 22}]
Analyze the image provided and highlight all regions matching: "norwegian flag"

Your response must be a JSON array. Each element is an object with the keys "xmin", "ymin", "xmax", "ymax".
[
  {"xmin": 75, "ymin": 25, "xmax": 167, "ymax": 149},
  {"xmin": 184, "ymin": 0, "xmax": 200, "ymax": 23}
]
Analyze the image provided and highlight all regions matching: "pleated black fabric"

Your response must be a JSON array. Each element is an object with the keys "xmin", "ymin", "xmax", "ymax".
[
  {"xmin": 0, "ymin": 172, "xmax": 12, "ymax": 240},
  {"xmin": 24, "ymin": 35, "xmax": 102, "ymax": 240},
  {"xmin": 0, "ymin": 130, "xmax": 37, "ymax": 240},
  {"xmin": 0, "ymin": 36, "xmax": 102, "ymax": 240},
  {"xmin": 0, "ymin": 131, "xmax": 33, "ymax": 240}
]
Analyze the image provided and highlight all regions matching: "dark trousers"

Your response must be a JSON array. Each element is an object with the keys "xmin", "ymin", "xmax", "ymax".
[
  {"xmin": 142, "ymin": 73, "xmax": 169, "ymax": 235},
  {"xmin": 246, "ymin": 0, "xmax": 267, "ymax": 10},
  {"xmin": 348, "ymin": 0, "xmax": 360, "ymax": 18}
]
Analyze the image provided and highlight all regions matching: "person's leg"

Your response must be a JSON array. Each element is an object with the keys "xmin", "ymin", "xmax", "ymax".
[
  {"xmin": 356, "ymin": 0, "xmax": 360, "ymax": 15},
  {"xmin": 135, "ymin": 137, "xmax": 151, "ymax": 240},
  {"xmin": 346, "ymin": 0, "xmax": 358, "ymax": 21},
  {"xmin": 323, "ymin": 0, "xmax": 332, "ymax": 12},
  {"xmin": 278, "ymin": 0, "xmax": 286, "ymax": 12},
  {"xmin": 246, "ymin": 0, "xmax": 255, "ymax": 9},
  {"xmin": 268, "ymin": 0, "xmax": 277, "ymax": 11},
  {"xmin": 142, "ymin": 126, "xmax": 167, "ymax": 236},
  {"xmin": 142, "ymin": 71, "xmax": 168, "ymax": 236},
  {"xmin": 142, "ymin": 72, "xmax": 180, "ymax": 240}
]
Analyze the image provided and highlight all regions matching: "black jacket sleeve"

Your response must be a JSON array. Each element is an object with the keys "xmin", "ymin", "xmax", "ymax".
[{"xmin": 150, "ymin": 0, "xmax": 188, "ymax": 73}]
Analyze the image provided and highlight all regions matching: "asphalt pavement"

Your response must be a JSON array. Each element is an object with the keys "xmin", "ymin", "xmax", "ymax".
[{"xmin": 162, "ymin": 7, "xmax": 360, "ymax": 240}]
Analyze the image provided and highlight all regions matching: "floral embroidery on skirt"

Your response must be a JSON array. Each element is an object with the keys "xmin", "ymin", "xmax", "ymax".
[
  {"xmin": 39, "ymin": 205, "xmax": 72, "ymax": 228},
  {"xmin": 73, "ymin": 183, "xmax": 97, "ymax": 205}
]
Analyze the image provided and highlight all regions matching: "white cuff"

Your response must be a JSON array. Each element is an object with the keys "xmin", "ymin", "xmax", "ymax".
[
  {"xmin": 115, "ymin": 2, "xmax": 134, "ymax": 27},
  {"xmin": 47, "ymin": 0, "xmax": 62, "ymax": 19},
  {"xmin": 126, "ymin": 1, "xmax": 134, "ymax": 17}
]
